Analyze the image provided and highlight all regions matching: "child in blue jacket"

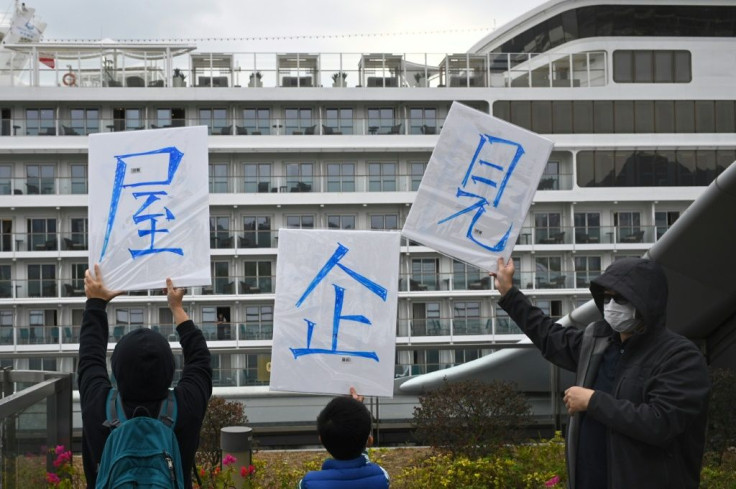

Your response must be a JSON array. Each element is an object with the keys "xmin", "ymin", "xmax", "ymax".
[{"xmin": 298, "ymin": 388, "xmax": 389, "ymax": 489}]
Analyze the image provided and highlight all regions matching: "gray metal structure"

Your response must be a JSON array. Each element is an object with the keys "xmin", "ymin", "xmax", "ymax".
[{"xmin": 401, "ymin": 158, "xmax": 736, "ymax": 395}]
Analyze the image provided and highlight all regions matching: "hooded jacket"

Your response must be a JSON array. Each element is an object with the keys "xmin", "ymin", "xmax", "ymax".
[
  {"xmin": 78, "ymin": 298, "xmax": 212, "ymax": 489},
  {"xmin": 499, "ymin": 258, "xmax": 709, "ymax": 489}
]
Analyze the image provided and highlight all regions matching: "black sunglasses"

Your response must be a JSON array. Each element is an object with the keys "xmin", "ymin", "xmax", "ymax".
[{"xmin": 603, "ymin": 295, "xmax": 629, "ymax": 305}]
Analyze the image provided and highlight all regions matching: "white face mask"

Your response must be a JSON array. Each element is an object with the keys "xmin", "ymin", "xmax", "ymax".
[{"xmin": 603, "ymin": 299, "xmax": 639, "ymax": 333}]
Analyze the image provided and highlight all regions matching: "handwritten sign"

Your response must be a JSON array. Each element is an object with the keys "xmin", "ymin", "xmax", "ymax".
[
  {"xmin": 269, "ymin": 229, "xmax": 400, "ymax": 397},
  {"xmin": 88, "ymin": 126, "xmax": 211, "ymax": 291},
  {"xmin": 402, "ymin": 102, "xmax": 553, "ymax": 272}
]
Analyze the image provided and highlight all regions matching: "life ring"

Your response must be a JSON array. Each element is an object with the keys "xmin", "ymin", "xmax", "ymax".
[{"xmin": 62, "ymin": 72, "xmax": 76, "ymax": 86}]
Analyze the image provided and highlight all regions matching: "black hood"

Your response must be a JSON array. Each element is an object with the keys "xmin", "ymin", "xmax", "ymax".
[
  {"xmin": 590, "ymin": 258, "xmax": 668, "ymax": 332},
  {"xmin": 111, "ymin": 328, "xmax": 175, "ymax": 403}
]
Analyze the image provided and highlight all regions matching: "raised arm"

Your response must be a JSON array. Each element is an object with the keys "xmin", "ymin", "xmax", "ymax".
[
  {"xmin": 492, "ymin": 258, "xmax": 584, "ymax": 371},
  {"xmin": 167, "ymin": 278, "xmax": 212, "ymax": 409},
  {"xmin": 78, "ymin": 265, "xmax": 123, "ymax": 403}
]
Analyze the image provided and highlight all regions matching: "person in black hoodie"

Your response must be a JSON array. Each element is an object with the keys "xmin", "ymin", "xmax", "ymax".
[
  {"xmin": 492, "ymin": 257, "xmax": 709, "ymax": 489},
  {"xmin": 78, "ymin": 265, "xmax": 212, "ymax": 488}
]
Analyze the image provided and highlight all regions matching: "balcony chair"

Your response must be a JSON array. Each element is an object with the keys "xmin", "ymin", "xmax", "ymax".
[{"xmin": 621, "ymin": 230, "xmax": 645, "ymax": 243}]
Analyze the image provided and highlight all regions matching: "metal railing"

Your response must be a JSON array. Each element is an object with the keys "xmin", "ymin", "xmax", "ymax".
[
  {"xmin": 2, "ymin": 49, "xmax": 607, "ymax": 90},
  {"xmin": 0, "ymin": 368, "xmax": 73, "ymax": 488}
]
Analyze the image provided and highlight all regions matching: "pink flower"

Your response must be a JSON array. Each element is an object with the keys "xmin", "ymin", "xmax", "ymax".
[
  {"xmin": 222, "ymin": 453, "xmax": 237, "ymax": 466},
  {"xmin": 46, "ymin": 472, "xmax": 61, "ymax": 485},
  {"xmin": 53, "ymin": 450, "xmax": 72, "ymax": 467},
  {"xmin": 54, "ymin": 445, "xmax": 66, "ymax": 455},
  {"xmin": 545, "ymin": 475, "xmax": 561, "ymax": 487}
]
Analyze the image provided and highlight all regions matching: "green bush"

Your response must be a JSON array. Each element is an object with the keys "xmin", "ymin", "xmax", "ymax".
[
  {"xmin": 412, "ymin": 379, "xmax": 531, "ymax": 458},
  {"xmin": 394, "ymin": 433, "xmax": 566, "ymax": 489},
  {"xmin": 706, "ymin": 368, "xmax": 736, "ymax": 465},
  {"xmin": 197, "ymin": 396, "xmax": 248, "ymax": 471}
]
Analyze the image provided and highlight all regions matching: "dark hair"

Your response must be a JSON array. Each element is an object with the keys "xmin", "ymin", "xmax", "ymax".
[{"xmin": 317, "ymin": 396, "xmax": 372, "ymax": 460}]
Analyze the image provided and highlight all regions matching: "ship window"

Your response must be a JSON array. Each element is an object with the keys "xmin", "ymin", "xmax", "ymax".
[
  {"xmin": 242, "ymin": 108, "xmax": 271, "ymax": 135},
  {"xmin": 70, "ymin": 164, "xmax": 87, "ymax": 194},
  {"xmin": 634, "ymin": 101, "xmax": 654, "ymax": 132},
  {"xmin": 286, "ymin": 215, "xmax": 314, "ymax": 229},
  {"xmin": 552, "ymin": 101, "xmax": 572, "ymax": 133},
  {"xmin": 284, "ymin": 107, "xmax": 313, "ymax": 135},
  {"xmin": 715, "ymin": 101, "xmax": 736, "ymax": 133},
  {"xmin": 613, "ymin": 101, "xmax": 634, "ymax": 133},
  {"xmin": 327, "ymin": 215, "xmax": 355, "ymax": 230},
  {"xmin": 695, "ymin": 101, "xmax": 715, "ymax": 133},
  {"xmin": 572, "ymin": 101, "xmax": 592, "ymax": 133},
  {"xmin": 675, "ymin": 101, "xmax": 695, "ymax": 133},
  {"xmin": 654, "ymin": 101, "xmax": 675, "ymax": 133},
  {"xmin": 209, "ymin": 163, "xmax": 229, "ymax": 193},
  {"xmin": 243, "ymin": 163, "xmax": 272, "ymax": 193},
  {"xmin": 613, "ymin": 50, "xmax": 691, "ymax": 83},
  {"xmin": 242, "ymin": 216, "xmax": 271, "ymax": 248},
  {"xmin": 243, "ymin": 261, "xmax": 272, "ymax": 294},
  {"xmin": 531, "ymin": 101, "xmax": 552, "ymax": 133},
  {"xmin": 370, "ymin": 214, "xmax": 398, "ymax": 231},
  {"xmin": 367, "ymin": 162, "xmax": 397, "ymax": 192},
  {"xmin": 509, "ymin": 101, "xmax": 531, "ymax": 130},
  {"xmin": 324, "ymin": 108, "xmax": 353, "ymax": 135},
  {"xmin": 593, "ymin": 101, "xmax": 613, "ymax": 133},
  {"xmin": 285, "ymin": 162, "xmax": 313, "ymax": 192},
  {"xmin": 325, "ymin": 163, "xmax": 355, "ymax": 192},
  {"xmin": 576, "ymin": 149, "xmax": 731, "ymax": 187},
  {"xmin": 410, "ymin": 162, "xmax": 426, "ymax": 191}
]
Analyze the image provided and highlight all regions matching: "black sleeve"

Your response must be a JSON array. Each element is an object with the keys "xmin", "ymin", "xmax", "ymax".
[
  {"xmin": 498, "ymin": 287, "xmax": 583, "ymax": 372},
  {"xmin": 174, "ymin": 319, "xmax": 213, "ymax": 413},
  {"xmin": 173, "ymin": 320, "xmax": 212, "ymax": 489},
  {"xmin": 77, "ymin": 298, "xmax": 113, "ymax": 488},
  {"xmin": 78, "ymin": 298, "xmax": 112, "ymax": 406}
]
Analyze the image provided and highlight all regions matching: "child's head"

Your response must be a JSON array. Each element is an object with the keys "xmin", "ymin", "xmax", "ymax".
[{"xmin": 317, "ymin": 396, "xmax": 372, "ymax": 460}]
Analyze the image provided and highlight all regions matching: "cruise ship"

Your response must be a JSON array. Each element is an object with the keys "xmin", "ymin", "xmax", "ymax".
[{"xmin": 0, "ymin": 0, "xmax": 734, "ymax": 440}]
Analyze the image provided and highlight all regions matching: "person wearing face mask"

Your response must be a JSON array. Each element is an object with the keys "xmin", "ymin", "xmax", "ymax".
[{"xmin": 491, "ymin": 256, "xmax": 709, "ymax": 489}]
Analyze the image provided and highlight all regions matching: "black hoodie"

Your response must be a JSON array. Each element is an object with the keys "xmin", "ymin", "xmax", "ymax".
[
  {"xmin": 499, "ymin": 258, "xmax": 709, "ymax": 489},
  {"xmin": 78, "ymin": 298, "xmax": 212, "ymax": 488}
]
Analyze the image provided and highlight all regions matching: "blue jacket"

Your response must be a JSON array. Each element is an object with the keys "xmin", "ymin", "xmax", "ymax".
[{"xmin": 298, "ymin": 453, "xmax": 389, "ymax": 489}]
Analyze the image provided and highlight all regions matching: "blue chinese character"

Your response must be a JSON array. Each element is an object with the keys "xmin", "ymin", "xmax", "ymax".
[
  {"xmin": 290, "ymin": 243, "xmax": 387, "ymax": 362},
  {"xmin": 438, "ymin": 134, "xmax": 525, "ymax": 252},
  {"xmin": 100, "ymin": 146, "xmax": 184, "ymax": 261}
]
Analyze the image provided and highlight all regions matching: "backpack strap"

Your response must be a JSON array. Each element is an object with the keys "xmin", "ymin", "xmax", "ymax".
[
  {"xmin": 102, "ymin": 388, "xmax": 124, "ymax": 430},
  {"xmin": 157, "ymin": 389, "xmax": 177, "ymax": 429}
]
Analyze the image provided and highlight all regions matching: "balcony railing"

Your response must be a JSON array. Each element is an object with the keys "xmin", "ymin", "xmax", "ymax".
[
  {"xmin": 0, "ymin": 171, "xmax": 579, "ymax": 197},
  {"xmin": 2, "ymin": 49, "xmax": 607, "ymax": 90},
  {"xmin": 517, "ymin": 225, "xmax": 657, "ymax": 245},
  {"xmin": 2, "ymin": 116, "xmax": 447, "ymax": 138},
  {"xmin": 396, "ymin": 316, "xmax": 527, "ymax": 338}
]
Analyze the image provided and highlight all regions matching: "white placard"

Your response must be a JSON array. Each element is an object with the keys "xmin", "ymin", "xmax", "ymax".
[
  {"xmin": 402, "ymin": 102, "xmax": 554, "ymax": 272},
  {"xmin": 88, "ymin": 126, "xmax": 211, "ymax": 291},
  {"xmin": 269, "ymin": 229, "xmax": 400, "ymax": 398}
]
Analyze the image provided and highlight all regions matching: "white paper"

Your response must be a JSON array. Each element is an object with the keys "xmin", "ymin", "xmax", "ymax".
[
  {"xmin": 269, "ymin": 229, "xmax": 400, "ymax": 398},
  {"xmin": 402, "ymin": 102, "xmax": 554, "ymax": 272},
  {"xmin": 88, "ymin": 126, "xmax": 211, "ymax": 291}
]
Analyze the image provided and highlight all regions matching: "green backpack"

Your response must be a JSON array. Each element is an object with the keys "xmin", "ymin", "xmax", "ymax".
[{"xmin": 95, "ymin": 389, "xmax": 184, "ymax": 489}]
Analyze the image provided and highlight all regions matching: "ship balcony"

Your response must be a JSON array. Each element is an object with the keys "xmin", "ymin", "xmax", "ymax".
[{"xmin": 0, "ymin": 46, "xmax": 608, "ymax": 90}]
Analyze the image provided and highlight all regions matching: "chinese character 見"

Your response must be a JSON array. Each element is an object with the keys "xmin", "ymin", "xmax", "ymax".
[{"xmin": 438, "ymin": 134, "xmax": 525, "ymax": 252}]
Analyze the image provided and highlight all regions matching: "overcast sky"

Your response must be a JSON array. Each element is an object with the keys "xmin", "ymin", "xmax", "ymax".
[{"xmin": 17, "ymin": 0, "xmax": 548, "ymax": 53}]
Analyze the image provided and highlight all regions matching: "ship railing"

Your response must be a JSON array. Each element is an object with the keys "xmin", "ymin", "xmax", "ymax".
[{"xmin": 0, "ymin": 47, "xmax": 608, "ymax": 89}]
